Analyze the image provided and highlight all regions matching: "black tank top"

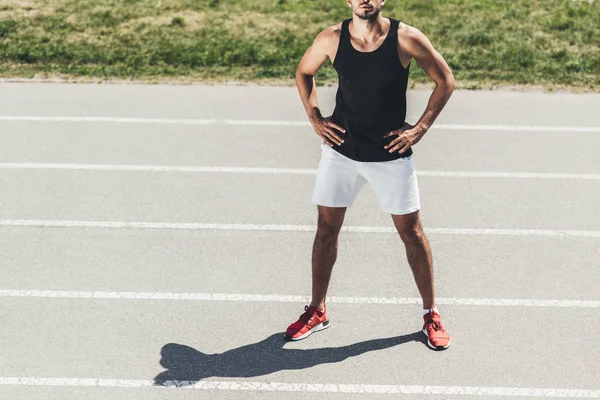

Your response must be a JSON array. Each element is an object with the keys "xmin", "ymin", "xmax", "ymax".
[{"xmin": 331, "ymin": 17, "xmax": 411, "ymax": 162}]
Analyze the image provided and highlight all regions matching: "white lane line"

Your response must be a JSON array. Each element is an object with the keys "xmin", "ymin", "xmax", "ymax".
[
  {"xmin": 1, "ymin": 115, "xmax": 599, "ymax": 132},
  {"xmin": 0, "ymin": 163, "xmax": 318, "ymax": 175},
  {"xmin": 0, "ymin": 290, "xmax": 597, "ymax": 308},
  {"xmin": 1, "ymin": 219, "xmax": 599, "ymax": 238},
  {"xmin": 0, "ymin": 116, "xmax": 220, "ymax": 125},
  {"xmin": 1, "ymin": 163, "xmax": 599, "ymax": 180},
  {"xmin": 433, "ymin": 123, "xmax": 600, "ymax": 133},
  {"xmin": 0, "ymin": 377, "xmax": 598, "ymax": 397},
  {"xmin": 417, "ymin": 171, "xmax": 600, "ymax": 180}
]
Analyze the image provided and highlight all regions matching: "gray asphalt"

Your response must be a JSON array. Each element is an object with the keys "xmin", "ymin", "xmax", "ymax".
[
  {"xmin": 1, "ymin": 122, "xmax": 599, "ymax": 173},
  {"xmin": 2, "ymin": 228, "xmax": 599, "ymax": 300},
  {"xmin": 3, "ymin": 300, "xmax": 597, "ymax": 385},
  {"xmin": 0, "ymin": 83, "xmax": 599, "ymax": 400},
  {"xmin": 2, "ymin": 169, "xmax": 599, "ymax": 229}
]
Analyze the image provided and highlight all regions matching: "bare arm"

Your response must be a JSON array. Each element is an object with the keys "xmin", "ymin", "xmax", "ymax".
[
  {"xmin": 385, "ymin": 25, "xmax": 455, "ymax": 154},
  {"xmin": 296, "ymin": 29, "xmax": 345, "ymax": 146},
  {"xmin": 407, "ymin": 26, "xmax": 455, "ymax": 132},
  {"xmin": 295, "ymin": 33, "xmax": 327, "ymax": 120}
]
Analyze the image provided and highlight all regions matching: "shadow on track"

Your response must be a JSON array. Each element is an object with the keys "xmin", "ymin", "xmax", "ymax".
[{"xmin": 154, "ymin": 331, "xmax": 424, "ymax": 386}]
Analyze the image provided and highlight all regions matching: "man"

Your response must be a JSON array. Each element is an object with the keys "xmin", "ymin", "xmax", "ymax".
[{"xmin": 286, "ymin": 0, "xmax": 455, "ymax": 350}]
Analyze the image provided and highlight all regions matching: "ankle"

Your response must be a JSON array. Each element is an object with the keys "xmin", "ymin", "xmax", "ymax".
[{"xmin": 422, "ymin": 306, "xmax": 438, "ymax": 316}]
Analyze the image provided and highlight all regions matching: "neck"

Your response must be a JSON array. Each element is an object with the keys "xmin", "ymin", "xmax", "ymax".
[{"xmin": 350, "ymin": 14, "xmax": 388, "ymax": 41}]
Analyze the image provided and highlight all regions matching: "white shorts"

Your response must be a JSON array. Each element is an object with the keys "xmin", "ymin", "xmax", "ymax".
[{"xmin": 312, "ymin": 143, "xmax": 420, "ymax": 215}]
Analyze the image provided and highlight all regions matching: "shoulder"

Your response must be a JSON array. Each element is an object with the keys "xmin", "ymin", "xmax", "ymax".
[
  {"xmin": 312, "ymin": 22, "xmax": 343, "ymax": 53},
  {"xmin": 397, "ymin": 22, "xmax": 427, "ymax": 44},
  {"xmin": 396, "ymin": 22, "xmax": 434, "ymax": 55}
]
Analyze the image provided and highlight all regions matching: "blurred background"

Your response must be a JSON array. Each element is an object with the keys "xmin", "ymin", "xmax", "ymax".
[{"xmin": 0, "ymin": 0, "xmax": 598, "ymax": 90}]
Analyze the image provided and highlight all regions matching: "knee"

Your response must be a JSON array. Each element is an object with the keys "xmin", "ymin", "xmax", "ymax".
[
  {"xmin": 399, "ymin": 226, "xmax": 426, "ymax": 246},
  {"xmin": 316, "ymin": 220, "xmax": 342, "ymax": 244}
]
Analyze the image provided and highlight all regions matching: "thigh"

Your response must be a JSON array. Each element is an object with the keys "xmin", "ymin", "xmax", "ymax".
[
  {"xmin": 362, "ymin": 156, "xmax": 420, "ymax": 215},
  {"xmin": 312, "ymin": 143, "xmax": 366, "ymax": 208}
]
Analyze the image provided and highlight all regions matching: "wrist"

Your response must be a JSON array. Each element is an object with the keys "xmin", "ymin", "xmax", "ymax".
[
  {"xmin": 308, "ymin": 107, "xmax": 323, "ymax": 122},
  {"xmin": 415, "ymin": 124, "xmax": 429, "ymax": 136}
]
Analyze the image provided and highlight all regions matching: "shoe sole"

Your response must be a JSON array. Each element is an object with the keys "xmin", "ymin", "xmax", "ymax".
[
  {"xmin": 285, "ymin": 320, "xmax": 330, "ymax": 341},
  {"xmin": 422, "ymin": 328, "xmax": 450, "ymax": 350}
]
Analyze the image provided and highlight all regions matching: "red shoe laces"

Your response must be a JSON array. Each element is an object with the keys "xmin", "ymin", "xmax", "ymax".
[
  {"xmin": 427, "ymin": 309, "xmax": 445, "ymax": 332},
  {"xmin": 301, "ymin": 305, "xmax": 321, "ymax": 326},
  {"xmin": 300, "ymin": 305, "xmax": 315, "ymax": 325},
  {"xmin": 429, "ymin": 320, "xmax": 446, "ymax": 332}
]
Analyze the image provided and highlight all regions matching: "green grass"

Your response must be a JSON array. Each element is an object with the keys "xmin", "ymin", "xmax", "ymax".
[{"xmin": 0, "ymin": 0, "xmax": 598, "ymax": 90}]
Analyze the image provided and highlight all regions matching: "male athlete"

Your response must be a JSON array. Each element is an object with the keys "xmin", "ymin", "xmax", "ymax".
[{"xmin": 286, "ymin": 0, "xmax": 455, "ymax": 350}]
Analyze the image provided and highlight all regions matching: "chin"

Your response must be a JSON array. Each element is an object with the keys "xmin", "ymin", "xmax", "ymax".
[{"xmin": 357, "ymin": 9, "xmax": 378, "ymax": 19}]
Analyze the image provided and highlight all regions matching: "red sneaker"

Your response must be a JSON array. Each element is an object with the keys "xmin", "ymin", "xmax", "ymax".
[
  {"xmin": 422, "ymin": 308, "xmax": 451, "ymax": 350},
  {"xmin": 284, "ymin": 305, "xmax": 330, "ymax": 341}
]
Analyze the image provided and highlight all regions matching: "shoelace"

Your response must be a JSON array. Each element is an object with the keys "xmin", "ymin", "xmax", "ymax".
[
  {"xmin": 425, "ymin": 308, "xmax": 446, "ymax": 332},
  {"xmin": 300, "ymin": 305, "xmax": 319, "ymax": 325},
  {"xmin": 428, "ymin": 320, "xmax": 446, "ymax": 332},
  {"xmin": 299, "ymin": 305, "xmax": 312, "ymax": 324}
]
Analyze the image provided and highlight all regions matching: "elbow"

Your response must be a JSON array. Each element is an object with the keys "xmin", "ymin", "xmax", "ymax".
[
  {"xmin": 443, "ymin": 73, "xmax": 456, "ymax": 94},
  {"xmin": 295, "ymin": 69, "xmax": 315, "ymax": 87},
  {"xmin": 296, "ymin": 67, "xmax": 313, "ymax": 78},
  {"xmin": 434, "ymin": 74, "xmax": 455, "ymax": 95}
]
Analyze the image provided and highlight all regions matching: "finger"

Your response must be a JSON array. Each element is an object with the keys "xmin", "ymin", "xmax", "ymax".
[
  {"xmin": 315, "ymin": 128, "xmax": 340, "ymax": 145},
  {"xmin": 388, "ymin": 139, "xmax": 409, "ymax": 153},
  {"xmin": 319, "ymin": 135, "xmax": 334, "ymax": 147},
  {"xmin": 322, "ymin": 131, "xmax": 340, "ymax": 146},
  {"xmin": 327, "ymin": 121, "xmax": 346, "ymax": 133},
  {"xmin": 398, "ymin": 138, "xmax": 414, "ymax": 153},
  {"xmin": 384, "ymin": 135, "xmax": 403, "ymax": 149},
  {"xmin": 398, "ymin": 143, "xmax": 411, "ymax": 153},
  {"xmin": 325, "ymin": 129, "xmax": 344, "ymax": 144},
  {"xmin": 383, "ymin": 130, "xmax": 400, "ymax": 139}
]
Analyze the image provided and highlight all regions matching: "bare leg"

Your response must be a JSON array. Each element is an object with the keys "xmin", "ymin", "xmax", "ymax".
[
  {"xmin": 391, "ymin": 211, "xmax": 435, "ymax": 309},
  {"xmin": 310, "ymin": 205, "xmax": 347, "ymax": 310}
]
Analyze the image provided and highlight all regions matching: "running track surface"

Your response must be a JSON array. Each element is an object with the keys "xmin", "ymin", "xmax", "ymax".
[{"xmin": 0, "ymin": 83, "xmax": 599, "ymax": 400}]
